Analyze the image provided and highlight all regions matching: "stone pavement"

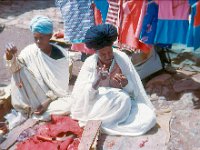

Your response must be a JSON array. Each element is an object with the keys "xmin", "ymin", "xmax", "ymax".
[{"xmin": 0, "ymin": 1, "xmax": 200, "ymax": 150}]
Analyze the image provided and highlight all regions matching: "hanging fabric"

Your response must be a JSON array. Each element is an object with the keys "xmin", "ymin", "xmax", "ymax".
[
  {"xmin": 94, "ymin": 0, "xmax": 109, "ymax": 23},
  {"xmin": 105, "ymin": 0, "xmax": 151, "ymax": 53},
  {"xmin": 140, "ymin": 0, "xmax": 159, "ymax": 44},
  {"xmin": 106, "ymin": 0, "xmax": 120, "ymax": 26},
  {"xmin": 56, "ymin": 0, "xmax": 95, "ymax": 43},
  {"xmin": 118, "ymin": 0, "xmax": 151, "ymax": 53},
  {"xmin": 154, "ymin": 0, "xmax": 190, "ymax": 44},
  {"xmin": 93, "ymin": 3, "xmax": 103, "ymax": 25},
  {"xmin": 186, "ymin": 0, "xmax": 200, "ymax": 50}
]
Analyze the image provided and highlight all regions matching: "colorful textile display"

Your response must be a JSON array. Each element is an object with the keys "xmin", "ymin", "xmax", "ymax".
[
  {"xmin": 56, "ymin": 0, "xmax": 95, "ymax": 43},
  {"xmin": 154, "ymin": 0, "xmax": 190, "ymax": 44},
  {"xmin": 118, "ymin": 0, "xmax": 151, "ymax": 53},
  {"xmin": 94, "ymin": 0, "xmax": 109, "ymax": 23}
]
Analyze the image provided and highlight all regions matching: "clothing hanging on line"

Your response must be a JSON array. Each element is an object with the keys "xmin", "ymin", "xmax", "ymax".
[
  {"xmin": 140, "ymin": 1, "xmax": 158, "ymax": 44},
  {"xmin": 117, "ymin": 0, "xmax": 151, "ymax": 53},
  {"xmin": 94, "ymin": 0, "xmax": 109, "ymax": 23},
  {"xmin": 56, "ymin": 0, "xmax": 95, "ymax": 43},
  {"xmin": 154, "ymin": 0, "xmax": 190, "ymax": 44}
]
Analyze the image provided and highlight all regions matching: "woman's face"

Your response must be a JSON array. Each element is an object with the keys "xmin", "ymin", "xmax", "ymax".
[
  {"xmin": 33, "ymin": 32, "xmax": 52, "ymax": 51},
  {"xmin": 97, "ymin": 46, "xmax": 114, "ymax": 65}
]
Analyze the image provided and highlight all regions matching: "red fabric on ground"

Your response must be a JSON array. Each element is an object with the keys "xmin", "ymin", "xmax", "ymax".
[{"xmin": 16, "ymin": 115, "xmax": 83, "ymax": 150}]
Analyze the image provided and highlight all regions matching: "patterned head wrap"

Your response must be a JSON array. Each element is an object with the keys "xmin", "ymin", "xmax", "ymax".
[
  {"xmin": 30, "ymin": 16, "xmax": 53, "ymax": 34},
  {"xmin": 84, "ymin": 24, "xmax": 118, "ymax": 50}
]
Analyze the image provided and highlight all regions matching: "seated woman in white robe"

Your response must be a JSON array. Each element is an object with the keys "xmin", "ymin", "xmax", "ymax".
[
  {"xmin": 70, "ymin": 24, "xmax": 156, "ymax": 136},
  {"xmin": 4, "ymin": 16, "xmax": 71, "ymax": 128}
]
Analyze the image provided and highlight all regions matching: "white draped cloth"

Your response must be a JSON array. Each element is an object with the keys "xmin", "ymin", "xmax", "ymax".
[
  {"xmin": 71, "ymin": 49, "xmax": 156, "ymax": 136},
  {"xmin": 6, "ymin": 43, "xmax": 71, "ymax": 121}
]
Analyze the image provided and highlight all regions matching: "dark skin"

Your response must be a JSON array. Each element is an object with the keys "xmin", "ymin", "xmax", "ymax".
[
  {"xmin": 93, "ymin": 46, "xmax": 128, "ymax": 89},
  {"xmin": 5, "ymin": 32, "xmax": 53, "ymax": 115},
  {"xmin": 0, "ymin": 122, "xmax": 8, "ymax": 134}
]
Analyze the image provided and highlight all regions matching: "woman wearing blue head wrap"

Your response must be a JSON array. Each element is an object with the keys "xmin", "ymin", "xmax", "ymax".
[
  {"xmin": 71, "ymin": 24, "xmax": 156, "ymax": 136},
  {"xmin": 84, "ymin": 24, "xmax": 118, "ymax": 50},
  {"xmin": 30, "ymin": 16, "xmax": 53, "ymax": 34},
  {"xmin": 29, "ymin": 16, "xmax": 55, "ymax": 57},
  {"xmin": 4, "ymin": 16, "xmax": 71, "ymax": 129}
]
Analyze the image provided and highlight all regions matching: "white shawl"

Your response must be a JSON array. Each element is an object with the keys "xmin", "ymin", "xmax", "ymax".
[
  {"xmin": 71, "ymin": 49, "xmax": 156, "ymax": 136},
  {"xmin": 11, "ymin": 43, "xmax": 70, "ymax": 114}
]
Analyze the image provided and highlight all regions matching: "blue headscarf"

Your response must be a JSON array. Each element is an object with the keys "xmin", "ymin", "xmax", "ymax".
[
  {"xmin": 84, "ymin": 24, "xmax": 118, "ymax": 50},
  {"xmin": 30, "ymin": 16, "xmax": 53, "ymax": 34}
]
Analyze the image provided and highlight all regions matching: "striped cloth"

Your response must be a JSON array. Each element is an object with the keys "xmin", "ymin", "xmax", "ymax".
[{"xmin": 106, "ymin": 0, "xmax": 120, "ymax": 26}]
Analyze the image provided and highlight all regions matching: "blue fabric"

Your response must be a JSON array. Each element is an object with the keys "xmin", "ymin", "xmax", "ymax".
[
  {"xmin": 186, "ymin": 1, "xmax": 200, "ymax": 50},
  {"xmin": 30, "ymin": 16, "xmax": 53, "ymax": 34},
  {"xmin": 59, "ymin": 0, "xmax": 95, "ymax": 43},
  {"xmin": 188, "ymin": 0, "xmax": 198, "ymax": 5},
  {"xmin": 193, "ymin": 26, "xmax": 200, "ymax": 50},
  {"xmin": 186, "ymin": 4, "xmax": 196, "ymax": 48},
  {"xmin": 140, "ymin": 1, "xmax": 158, "ymax": 44},
  {"xmin": 94, "ymin": 0, "xmax": 109, "ymax": 23},
  {"xmin": 154, "ymin": 20, "xmax": 189, "ymax": 44}
]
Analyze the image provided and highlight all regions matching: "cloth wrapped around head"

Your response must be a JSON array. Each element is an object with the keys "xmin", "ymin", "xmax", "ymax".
[
  {"xmin": 84, "ymin": 24, "xmax": 118, "ymax": 50},
  {"xmin": 30, "ymin": 16, "xmax": 53, "ymax": 34}
]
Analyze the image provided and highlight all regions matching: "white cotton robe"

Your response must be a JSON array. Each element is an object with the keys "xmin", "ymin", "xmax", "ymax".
[
  {"xmin": 70, "ymin": 49, "xmax": 156, "ymax": 136},
  {"xmin": 7, "ymin": 43, "xmax": 71, "ymax": 120}
]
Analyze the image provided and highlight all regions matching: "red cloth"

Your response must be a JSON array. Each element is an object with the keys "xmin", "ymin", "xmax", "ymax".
[
  {"xmin": 16, "ymin": 115, "xmax": 83, "ymax": 150},
  {"xmin": 71, "ymin": 43, "xmax": 95, "ymax": 54},
  {"xmin": 105, "ymin": 0, "xmax": 151, "ymax": 53},
  {"xmin": 93, "ymin": 3, "xmax": 103, "ymax": 25},
  {"xmin": 118, "ymin": 0, "xmax": 151, "ymax": 53},
  {"xmin": 194, "ymin": 1, "xmax": 200, "ymax": 27}
]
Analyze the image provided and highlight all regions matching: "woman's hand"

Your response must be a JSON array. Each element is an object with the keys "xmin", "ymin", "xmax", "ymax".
[
  {"xmin": 0, "ymin": 122, "xmax": 8, "ymax": 134},
  {"xmin": 93, "ymin": 65, "xmax": 109, "ymax": 89},
  {"xmin": 5, "ymin": 43, "xmax": 18, "ymax": 60},
  {"xmin": 110, "ymin": 73, "xmax": 128, "ymax": 89},
  {"xmin": 97, "ymin": 65, "xmax": 109, "ymax": 80},
  {"xmin": 34, "ymin": 98, "xmax": 51, "ymax": 115}
]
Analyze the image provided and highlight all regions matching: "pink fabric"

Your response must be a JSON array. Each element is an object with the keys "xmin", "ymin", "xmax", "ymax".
[
  {"xmin": 16, "ymin": 115, "xmax": 83, "ymax": 150},
  {"xmin": 71, "ymin": 43, "xmax": 95, "ymax": 54},
  {"xmin": 157, "ymin": 0, "xmax": 190, "ymax": 20}
]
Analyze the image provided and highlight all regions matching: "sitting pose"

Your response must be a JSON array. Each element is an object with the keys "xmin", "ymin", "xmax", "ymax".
[
  {"xmin": 5, "ymin": 16, "xmax": 71, "ymax": 126},
  {"xmin": 70, "ymin": 24, "xmax": 156, "ymax": 136}
]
